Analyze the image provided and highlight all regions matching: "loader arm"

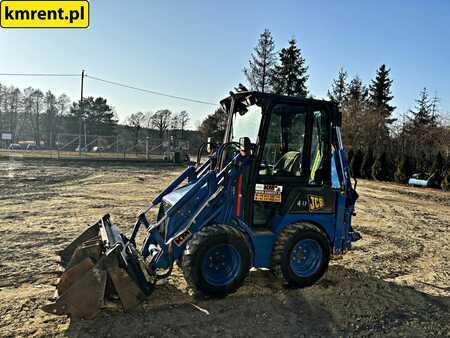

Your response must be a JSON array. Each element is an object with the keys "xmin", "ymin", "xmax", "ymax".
[{"xmin": 140, "ymin": 151, "xmax": 247, "ymax": 271}]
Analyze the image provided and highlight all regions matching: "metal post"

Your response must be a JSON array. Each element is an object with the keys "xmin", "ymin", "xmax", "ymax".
[
  {"xmin": 80, "ymin": 70, "xmax": 85, "ymax": 150},
  {"xmin": 84, "ymin": 122, "xmax": 87, "ymax": 149}
]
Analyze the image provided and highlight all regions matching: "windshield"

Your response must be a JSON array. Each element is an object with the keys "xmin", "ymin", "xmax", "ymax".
[{"xmin": 230, "ymin": 104, "xmax": 262, "ymax": 143}]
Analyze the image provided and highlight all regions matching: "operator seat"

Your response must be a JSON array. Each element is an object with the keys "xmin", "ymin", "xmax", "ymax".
[{"xmin": 274, "ymin": 151, "xmax": 302, "ymax": 175}]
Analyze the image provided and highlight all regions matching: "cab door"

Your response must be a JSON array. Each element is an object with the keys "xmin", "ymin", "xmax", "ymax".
[{"xmin": 251, "ymin": 103, "xmax": 334, "ymax": 230}]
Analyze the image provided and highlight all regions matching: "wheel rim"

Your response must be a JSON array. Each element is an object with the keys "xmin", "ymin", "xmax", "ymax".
[
  {"xmin": 289, "ymin": 239, "xmax": 323, "ymax": 278},
  {"xmin": 201, "ymin": 244, "xmax": 241, "ymax": 286}
]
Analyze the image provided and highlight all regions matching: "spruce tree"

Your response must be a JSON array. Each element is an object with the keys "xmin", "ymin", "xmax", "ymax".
[
  {"xmin": 369, "ymin": 64, "xmax": 395, "ymax": 119},
  {"xmin": 328, "ymin": 68, "xmax": 348, "ymax": 109},
  {"xmin": 339, "ymin": 76, "xmax": 369, "ymax": 148},
  {"xmin": 350, "ymin": 149, "xmax": 364, "ymax": 178},
  {"xmin": 346, "ymin": 76, "xmax": 369, "ymax": 104},
  {"xmin": 368, "ymin": 65, "xmax": 396, "ymax": 151},
  {"xmin": 394, "ymin": 154, "xmax": 413, "ymax": 183},
  {"xmin": 244, "ymin": 29, "xmax": 277, "ymax": 93},
  {"xmin": 273, "ymin": 38, "xmax": 309, "ymax": 97},
  {"xmin": 361, "ymin": 148, "xmax": 375, "ymax": 179},
  {"xmin": 409, "ymin": 88, "xmax": 437, "ymax": 128}
]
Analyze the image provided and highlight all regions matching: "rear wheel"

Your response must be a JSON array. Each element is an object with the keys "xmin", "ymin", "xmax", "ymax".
[
  {"xmin": 272, "ymin": 222, "xmax": 330, "ymax": 287},
  {"xmin": 182, "ymin": 224, "xmax": 251, "ymax": 296}
]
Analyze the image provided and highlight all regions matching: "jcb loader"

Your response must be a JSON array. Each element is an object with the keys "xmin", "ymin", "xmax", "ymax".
[{"xmin": 43, "ymin": 89, "xmax": 360, "ymax": 318}]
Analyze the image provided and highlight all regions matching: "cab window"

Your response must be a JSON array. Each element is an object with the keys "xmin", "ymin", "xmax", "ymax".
[
  {"xmin": 231, "ymin": 105, "xmax": 262, "ymax": 143},
  {"xmin": 258, "ymin": 104, "xmax": 306, "ymax": 176}
]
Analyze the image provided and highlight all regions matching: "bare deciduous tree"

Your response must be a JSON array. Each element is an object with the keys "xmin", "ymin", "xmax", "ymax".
[
  {"xmin": 150, "ymin": 109, "xmax": 172, "ymax": 139},
  {"xmin": 126, "ymin": 111, "xmax": 146, "ymax": 148},
  {"xmin": 178, "ymin": 110, "xmax": 190, "ymax": 139}
]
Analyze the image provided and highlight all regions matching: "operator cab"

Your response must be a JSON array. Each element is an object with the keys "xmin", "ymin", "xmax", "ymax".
[{"xmin": 221, "ymin": 91, "xmax": 339, "ymax": 230}]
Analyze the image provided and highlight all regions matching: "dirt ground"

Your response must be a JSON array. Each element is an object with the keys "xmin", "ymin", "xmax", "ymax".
[{"xmin": 0, "ymin": 158, "xmax": 449, "ymax": 337}]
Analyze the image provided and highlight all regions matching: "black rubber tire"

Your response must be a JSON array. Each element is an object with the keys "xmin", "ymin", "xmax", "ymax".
[
  {"xmin": 272, "ymin": 222, "xmax": 331, "ymax": 287},
  {"xmin": 182, "ymin": 224, "xmax": 251, "ymax": 296}
]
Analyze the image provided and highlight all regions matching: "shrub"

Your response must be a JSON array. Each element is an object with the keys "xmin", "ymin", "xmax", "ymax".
[
  {"xmin": 431, "ymin": 151, "xmax": 445, "ymax": 175},
  {"xmin": 372, "ymin": 152, "xmax": 390, "ymax": 181},
  {"xmin": 394, "ymin": 154, "xmax": 413, "ymax": 183},
  {"xmin": 361, "ymin": 148, "xmax": 374, "ymax": 179},
  {"xmin": 442, "ymin": 168, "xmax": 450, "ymax": 191},
  {"xmin": 347, "ymin": 148, "xmax": 354, "ymax": 166},
  {"xmin": 350, "ymin": 149, "xmax": 364, "ymax": 178}
]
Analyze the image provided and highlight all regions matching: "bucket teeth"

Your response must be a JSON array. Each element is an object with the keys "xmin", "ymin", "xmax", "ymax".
[
  {"xmin": 57, "ymin": 257, "xmax": 96, "ymax": 296},
  {"xmin": 42, "ymin": 258, "xmax": 108, "ymax": 319},
  {"xmin": 43, "ymin": 215, "xmax": 155, "ymax": 318}
]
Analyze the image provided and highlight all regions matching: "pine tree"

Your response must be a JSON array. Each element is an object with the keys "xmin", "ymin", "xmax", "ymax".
[
  {"xmin": 328, "ymin": 68, "xmax": 348, "ymax": 109},
  {"xmin": 361, "ymin": 148, "xmax": 375, "ymax": 179},
  {"xmin": 368, "ymin": 64, "xmax": 396, "ymax": 150},
  {"xmin": 394, "ymin": 154, "xmax": 413, "ymax": 183},
  {"xmin": 243, "ymin": 29, "xmax": 277, "ymax": 93},
  {"xmin": 369, "ymin": 64, "xmax": 395, "ymax": 119},
  {"xmin": 273, "ymin": 38, "xmax": 309, "ymax": 97},
  {"xmin": 346, "ymin": 76, "xmax": 369, "ymax": 105},
  {"xmin": 340, "ymin": 76, "xmax": 368, "ymax": 147},
  {"xmin": 198, "ymin": 108, "xmax": 228, "ymax": 141},
  {"xmin": 350, "ymin": 149, "xmax": 364, "ymax": 178},
  {"xmin": 372, "ymin": 152, "xmax": 390, "ymax": 181},
  {"xmin": 409, "ymin": 88, "xmax": 437, "ymax": 128}
]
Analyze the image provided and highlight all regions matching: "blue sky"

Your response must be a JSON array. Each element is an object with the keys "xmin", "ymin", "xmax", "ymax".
[{"xmin": 0, "ymin": 0, "xmax": 449, "ymax": 127}]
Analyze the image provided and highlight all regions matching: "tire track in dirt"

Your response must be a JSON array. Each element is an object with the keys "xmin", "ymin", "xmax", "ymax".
[{"xmin": 1, "ymin": 163, "xmax": 449, "ymax": 337}]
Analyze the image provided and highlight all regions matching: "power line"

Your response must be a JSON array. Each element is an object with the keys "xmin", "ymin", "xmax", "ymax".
[
  {"xmin": 0, "ymin": 73, "xmax": 79, "ymax": 77},
  {"xmin": 85, "ymin": 74, "xmax": 218, "ymax": 106},
  {"xmin": 0, "ymin": 71, "xmax": 218, "ymax": 106}
]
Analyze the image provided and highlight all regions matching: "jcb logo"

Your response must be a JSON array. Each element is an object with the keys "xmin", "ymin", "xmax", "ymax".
[{"xmin": 308, "ymin": 195, "xmax": 325, "ymax": 211}]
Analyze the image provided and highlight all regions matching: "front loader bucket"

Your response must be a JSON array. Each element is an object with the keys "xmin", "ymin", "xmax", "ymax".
[{"xmin": 42, "ymin": 214, "xmax": 155, "ymax": 319}]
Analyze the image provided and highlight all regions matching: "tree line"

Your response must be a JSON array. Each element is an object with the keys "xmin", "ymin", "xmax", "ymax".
[
  {"xmin": 199, "ymin": 29, "xmax": 450, "ymax": 190},
  {"xmin": 124, "ymin": 110, "xmax": 190, "ymax": 147},
  {"xmin": 0, "ymin": 82, "xmax": 197, "ymax": 150}
]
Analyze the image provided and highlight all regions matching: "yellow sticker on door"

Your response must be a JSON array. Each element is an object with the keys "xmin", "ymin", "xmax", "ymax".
[{"xmin": 254, "ymin": 184, "xmax": 283, "ymax": 203}]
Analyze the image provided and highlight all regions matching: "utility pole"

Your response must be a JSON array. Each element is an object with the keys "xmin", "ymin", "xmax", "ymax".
[{"xmin": 79, "ymin": 70, "xmax": 85, "ymax": 153}]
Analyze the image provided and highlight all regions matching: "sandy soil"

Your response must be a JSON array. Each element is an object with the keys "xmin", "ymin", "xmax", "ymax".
[{"xmin": 0, "ymin": 158, "xmax": 449, "ymax": 337}]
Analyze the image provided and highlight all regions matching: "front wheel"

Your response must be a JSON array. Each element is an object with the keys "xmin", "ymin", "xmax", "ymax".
[
  {"xmin": 182, "ymin": 224, "xmax": 251, "ymax": 296},
  {"xmin": 272, "ymin": 222, "xmax": 331, "ymax": 287}
]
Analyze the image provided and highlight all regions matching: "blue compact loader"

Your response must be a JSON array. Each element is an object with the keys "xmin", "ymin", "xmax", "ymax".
[{"xmin": 43, "ymin": 88, "xmax": 360, "ymax": 318}]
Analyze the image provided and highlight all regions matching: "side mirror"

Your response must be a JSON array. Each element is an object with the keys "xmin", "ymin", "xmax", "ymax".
[{"xmin": 239, "ymin": 137, "xmax": 251, "ymax": 155}]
